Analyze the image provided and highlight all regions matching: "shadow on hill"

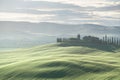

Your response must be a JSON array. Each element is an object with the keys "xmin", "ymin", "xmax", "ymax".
[
  {"xmin": 6, "ymin": 61, "xmax": 114, "ymax": 79},
  {"xmin": 57, "ymin": 42, "xmax": 120, "ymax": 52}
]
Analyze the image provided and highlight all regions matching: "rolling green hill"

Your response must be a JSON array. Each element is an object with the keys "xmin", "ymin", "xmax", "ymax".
[{"xmin": 0, "ymin": 43, "xmax": 120, "ymax": 80}]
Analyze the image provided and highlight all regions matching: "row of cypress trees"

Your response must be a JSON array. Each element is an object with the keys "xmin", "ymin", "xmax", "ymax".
[
  {"xmin": 102, "ymin": 35, "xmax": 120, "ymax": 46},
  {"xmin": 57, "ymin": 34, "xmax": 120, "ymax": 46}
]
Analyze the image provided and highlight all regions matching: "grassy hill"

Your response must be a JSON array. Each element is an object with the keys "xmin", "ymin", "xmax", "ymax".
[{"xmin": 0, "ymin": 43, "xmax": 120, "ymax": 80}]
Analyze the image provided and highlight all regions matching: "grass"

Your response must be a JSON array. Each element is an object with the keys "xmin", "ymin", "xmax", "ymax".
[{"xmin": 0, "ymin": 43, "xmax": 120, "ymax": 80}]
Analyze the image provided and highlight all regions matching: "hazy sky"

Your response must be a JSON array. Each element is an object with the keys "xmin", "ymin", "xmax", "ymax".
[{"xmin": 0, "ymin": 0, "xmax": 120, "ymax": 26}]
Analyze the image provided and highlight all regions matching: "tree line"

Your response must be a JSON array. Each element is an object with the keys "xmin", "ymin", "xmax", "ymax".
[{"xmin": 57, "ymin": 34, "xmax": 120, "ymax": 46}]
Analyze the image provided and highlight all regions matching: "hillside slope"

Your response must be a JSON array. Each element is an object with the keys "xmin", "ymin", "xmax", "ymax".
[{"xmin": 0, "ymin": 44, "xmax": 120, "ymax": 80}]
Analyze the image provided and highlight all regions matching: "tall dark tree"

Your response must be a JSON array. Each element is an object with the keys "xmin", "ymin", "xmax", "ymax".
[
  {"xmin": 111, "ymin": 37, "xmax": 114, "ymax": 44},
  {"xmin": 104, "ymin": 35, "xmax": 108, "ymax": 44},
  {"xmin": 77, "ymin": 34, "xmax": 81, "ymax": 40}
]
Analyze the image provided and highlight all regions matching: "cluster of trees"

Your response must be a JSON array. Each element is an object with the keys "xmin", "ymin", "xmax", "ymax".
[
  {"xmin": 57, "ymin": 34, "xmax": 80, "ymax": 43},
  {"xmin": 57, "ymin": 34, "xmax": 120, "ymax": 46},
  {"xmin": 102, "ymin": 35, "xmax": 120, "ymax": 46}
]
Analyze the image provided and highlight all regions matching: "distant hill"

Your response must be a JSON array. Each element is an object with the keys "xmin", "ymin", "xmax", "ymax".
[
  {"xmin": 0, "ymin": 21, "xmax": 120, "ymax": 48},
  {"xmin": 1, "ymin": 21, "xmax": 120, "ymax": 35}
]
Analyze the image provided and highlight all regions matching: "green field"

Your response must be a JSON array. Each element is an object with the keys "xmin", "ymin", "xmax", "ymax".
[{"xmin": 0, "ymin": 43, "xmax": 120, "ymax": 80}]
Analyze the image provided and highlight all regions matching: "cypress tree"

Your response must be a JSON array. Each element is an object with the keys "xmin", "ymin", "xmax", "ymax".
[
  {"xmin": 105, "ymin": 35, "xmax": 108, "ymax": 45},
  {"xmin": 77, "ymin": 34, "xmax": 81, "ymax": 40},
  {"xmin": 111, "ymin": 37, "xmax": 114, "ymax": 45},
  {"xmin": 116, "ymin": 38, "xmax": 119, "ymax": 46}
]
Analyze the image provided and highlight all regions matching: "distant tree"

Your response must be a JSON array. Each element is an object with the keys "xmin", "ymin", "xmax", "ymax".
[
  {"xmin": 102, "ymin": 36, "xmax": 105, "ymax": 44},
  {"xmin": 116, "ymin": 38, "xmax": 119, "ymax": 46},
  {"xmin": 77, "ymin": 34, "xmax": 81, "ymax": 40},
  {"xmin": 111, "ymin": 37, "xmax": 114, "ymax": 44},
  {"xmin": 107, "ymin": 37, "xmax": 110, "ymax": 44},
  {"xmin": 119, "ymin": 39, "xmax": 120, "ymax": 46},
  {"xmin": 105, "ymin": 35, "xmax": 108, "ymax": 44},
  {"xmin": 114, "ymin": 38, "xmax": 116, "ymax": 45},
  {"xmin": 57, "ymin": 38, "xmax": 62, "ymax": 42}
]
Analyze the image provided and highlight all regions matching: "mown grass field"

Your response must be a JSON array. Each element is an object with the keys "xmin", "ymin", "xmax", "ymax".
[{"xmin": 0, "ymin": 43, "xmax": 120, "ymax": 80}]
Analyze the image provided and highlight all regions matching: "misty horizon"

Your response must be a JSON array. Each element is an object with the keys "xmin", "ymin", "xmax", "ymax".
[{"xmin": 0, "ymin": 0, "xmax": 120, "ymax": 48}]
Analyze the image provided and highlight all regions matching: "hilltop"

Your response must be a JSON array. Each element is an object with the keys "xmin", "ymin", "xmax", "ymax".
[{"xmin": 0, "ymin": 43, "xmax": 120, "ymax": 80}]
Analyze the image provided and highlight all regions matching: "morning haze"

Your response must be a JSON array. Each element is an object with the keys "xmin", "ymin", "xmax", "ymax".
[{"xmin": 0, "ymin": 0, "xmax": 120, "ymax": 80}]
